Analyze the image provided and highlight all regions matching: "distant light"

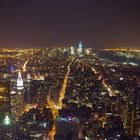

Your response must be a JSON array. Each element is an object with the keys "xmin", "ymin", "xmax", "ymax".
[
  {"xmin": 85, "ymin": 136, "xmax": 89, "ymax": 140},
  {"xmin": 40, "ymin": 76, "xmax": 44, "ymax": 80},
  {"xmin": 10, "ymin": 91, "xmax": 16, "ymax": 94},
  {"xmin": 57, "ymin": 116, "xmax": 79, "ymax": 122},
  {"xmin": 70, "ymin": 46, "xmax": 75, "ymax": 55},
  {"xmin": 4, "ymin": 115, "xmax": 11, "ymax": 125},
  {"xmin": 43, "ymin": 123, "xmax": 47, "ymax": 128},
  {"xmin": 117, "ymin": 134, "xmax": 120, "ymax": 137},
  {"xmin": 123, "ymin": 62, "xmax": 138, "ymax": 66},
  {"xmin": 101, "ymin": 92, "xmax": 107, "ymax": 95},
  {"xmin": 119, "ymin": 77, "xmax": 124, "ymax": 81},
  {"xmin": 111, "ymin": 69, "xmax": 115, "ymax": 72},
  {"xmin": 129, "ymin": 62, "xmax": 138, "ymax": 66}
]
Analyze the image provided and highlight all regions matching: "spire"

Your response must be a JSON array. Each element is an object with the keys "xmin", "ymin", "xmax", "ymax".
[{"xmin": 17, "ymin": 70, "xmax": 24, "ymax": 90}]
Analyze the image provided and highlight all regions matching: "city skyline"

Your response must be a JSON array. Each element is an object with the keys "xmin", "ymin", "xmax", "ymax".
[
  {"xmin": 0, "ymin": 48, "xmax": 139, "ymax": 139},
  {"xmin": 0, "ymin": 1, "xmax": 140, "ymax": 139},
  {"xmin": 0, "ymin": 0, "xmax": 140, "ymax": 48}
]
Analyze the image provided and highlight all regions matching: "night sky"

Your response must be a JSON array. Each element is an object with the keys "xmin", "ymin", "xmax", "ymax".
[{"xmin": 0, "ymin": 0, "xmax": 140, "ymax": 48}]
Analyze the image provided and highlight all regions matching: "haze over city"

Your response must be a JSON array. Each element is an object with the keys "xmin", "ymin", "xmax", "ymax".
[{"xmin": 0, "ymin": 0, "xmax": 140, "ymax": 48}]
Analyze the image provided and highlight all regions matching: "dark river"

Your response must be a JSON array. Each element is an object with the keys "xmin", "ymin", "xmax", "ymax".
[{"xmin": 97, "ymin": 51, "xmax": 140, "ymax": 66}]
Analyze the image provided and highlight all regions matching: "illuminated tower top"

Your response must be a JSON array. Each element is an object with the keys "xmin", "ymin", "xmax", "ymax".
[
  {"xmin": 27, "ymin": 73, "xmax": 31, "ymax": 82},
  {"xmin": 77, "ymin": 41, "xmax": 83, "ymax": 56},
  {"xmin": 17, "ymin": 71, "xmax": 24, "ymax": 90},
  {"xmin": 79, "ymin": 41, "xmax": 83, "ymax": 50}
]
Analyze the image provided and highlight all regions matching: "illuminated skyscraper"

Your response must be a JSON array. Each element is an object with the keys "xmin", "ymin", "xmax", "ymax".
[
  {"xmin": 77, "ymin": 41, "xmax": 84, "ymax": 56},
  {"xmin": 17, "ymin": 71, "xmax": 24, "ymax": 90},
  {"xmin": 16, "ymin": 71, "xmax": 25, "ymax": 116},
  {"xmin": 25, "ymin": 73, "xmax": 31, "ymax": 103},
  {"xmin": 55, "ymin": 116, "xmax": 79, "ymax": 140},
  {"xmin": 70, "ymin": 46, "xmax": 75, "ymax": 55},
  {"xmin": 27, "ymin": 73, "xmax": 31, "ymax": 83}
]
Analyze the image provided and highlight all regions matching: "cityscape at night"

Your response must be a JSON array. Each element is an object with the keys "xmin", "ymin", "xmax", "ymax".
[{"xmin": 0, "ymin": 0, "xmax": 140, "ymax": 140}]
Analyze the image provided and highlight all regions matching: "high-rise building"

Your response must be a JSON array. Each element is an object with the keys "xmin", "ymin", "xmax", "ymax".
[
  {"xmin": 24, "ymin": 73, "xmax": 31, "ymax": 103},
  {"xmin": 0, "ymin": 78, "xmax": 26, "ymax": 122},
  {"xmin": 10, "ymin": 90, "xmax": 24, "ymax": 121},
  {"xmin": 17, "ymin": 71, "xmax": 24, "ymax": 90},
  {"xmin": 16, "ymin": 71, "xmax": 25, "ymax": 117},
  {"xmin": 85, "ymin": 48, "xmax": 92, "ymax": 55},
  {"xmin": 77, "ymin": 41, "xmax": 84, "ymax": 56},
  {"xmin": 27, "ymin": 73, "xmax": 31, "ymax": 83},
  {"xmin": 125, "ymin": 86, "xmax": 140, "ymax": 136},
  {"xmin": 0, "ymin": 81, "xmax": 11, "ymax": 116},
  {"xmin": 0, "ymin": 81, "xmax": 17, "ymax": 139},
  {"xmin": 132, "ymin": 86, "xmax": 140, "ymax": 136},
  {"xmin": 55, "ymin": 116, "xmax": 79, "ymax": 140},
  {"xmin": 70, "ymin": 46, "xmax": 75, "ymax": 55}
]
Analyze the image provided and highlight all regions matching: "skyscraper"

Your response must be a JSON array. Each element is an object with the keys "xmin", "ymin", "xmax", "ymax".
[
  {"xmin": 25, "ymin": 73, "xmax": 31, "ymax": 103},
  {"xmin": 17, "ymin": 71, "xmax": 24, "ymax": 90},
  {"xmin": 70, "ymin": 46, "xmax": 75, "ymax": 55},
  {"xmin": 0, "ymin": 81, "xmax": 11, "ymax": 116},
  {"xmin": 16, "ymin": 71, "xmax": 25, "ymax": 117},
  {"xmin": 133, "ymin": 86, "xmax": 140, "ymax": 136},
  {"xmin": 77, "ymin": 41, "xmax": 84, "ymax": 56},
  {"xmin": 55, "ymin": 116, "xmax": 79, "ymax": 140},
  {"xmin": 125, "ymin": 86, "xmax": 140, "ymax": 136}
]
